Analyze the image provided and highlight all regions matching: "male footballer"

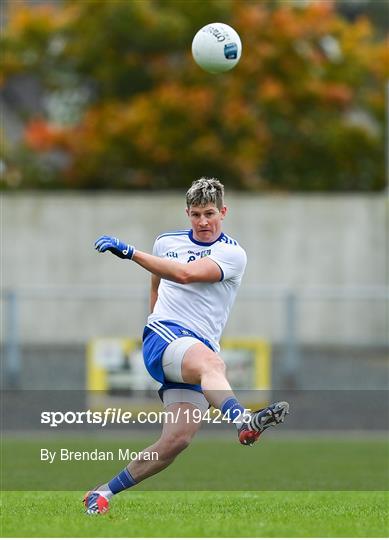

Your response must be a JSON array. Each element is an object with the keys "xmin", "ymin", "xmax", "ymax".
[{"xmin": 84, "ymin": 177, "xmax": 289, "ymax": 514}]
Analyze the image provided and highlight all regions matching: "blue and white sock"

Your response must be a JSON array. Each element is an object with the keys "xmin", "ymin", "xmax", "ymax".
[
  {"xmin": 96, "ymin": 467, "xmax": 137, "ymax": 500},
  {"xmin": 220, "ymin": 397, "xmax": 245, "ymax": 429}
]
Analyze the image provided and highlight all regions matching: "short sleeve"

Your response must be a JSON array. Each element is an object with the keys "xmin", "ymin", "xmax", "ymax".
[
  {"xmin": 152, "ymin": 237, "xmax": 163, "ymax": 257},
  {"xmin": 208, "ymin": 245, "xmax": 247, "ymax": 281}
]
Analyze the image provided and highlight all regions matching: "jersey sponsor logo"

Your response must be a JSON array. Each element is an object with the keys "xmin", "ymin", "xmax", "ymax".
[
  {"xmin": 187, "ymin": 248, "xmax": 211, "ymax": 263},
  {"xmin": 187, "ymin": 249, "xmax": 211, "ymax": 257}
]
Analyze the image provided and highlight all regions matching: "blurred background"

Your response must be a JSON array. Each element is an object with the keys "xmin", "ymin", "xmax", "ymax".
[{"xmin": 1, "ymin": 0, "xmax": 388, "ymax": 430}]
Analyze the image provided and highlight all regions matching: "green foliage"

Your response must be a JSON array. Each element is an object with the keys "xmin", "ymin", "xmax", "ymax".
[{"xmin": 1, "ymin": 0, "xmax": 387, "ymax": 191}]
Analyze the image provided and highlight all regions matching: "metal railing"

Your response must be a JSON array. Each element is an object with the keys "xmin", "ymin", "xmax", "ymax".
[{"xmin": 1, "ymin": 285, "xmax": 388, "ymax": 388}]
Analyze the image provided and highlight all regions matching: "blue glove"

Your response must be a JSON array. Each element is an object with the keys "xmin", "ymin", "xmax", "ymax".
[{"xmin": 94, "ymin": 235, "xmax": 135, "ymax": 260}]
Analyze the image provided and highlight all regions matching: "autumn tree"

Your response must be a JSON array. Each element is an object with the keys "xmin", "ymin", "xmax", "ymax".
[{"xmin": 1, "ymin": 0, "xmax": 387, "ymax": 191}]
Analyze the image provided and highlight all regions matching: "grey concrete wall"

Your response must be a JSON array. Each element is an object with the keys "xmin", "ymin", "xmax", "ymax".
[{"xmin": 2, "ymin": 192, "xmax": 388, "ymax": 344}]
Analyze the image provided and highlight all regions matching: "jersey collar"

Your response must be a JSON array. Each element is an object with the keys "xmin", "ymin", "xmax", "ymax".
[{"xmin": 189, "ymin": 230, "xmax": 225, "ymax": 246}]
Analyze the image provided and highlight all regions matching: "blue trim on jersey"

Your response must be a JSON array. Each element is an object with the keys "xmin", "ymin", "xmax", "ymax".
[
  {"xmin": 214, "ymin": 262, "xmax": 224, "ymax": 281},
  {"xmin": 156, "ymin": 229, "xmax": 190, "ymax": 240},
  {"xmin": 188, "ymin": 230, "xmax": 224, "ymax": 246},
  {"xmin": 157, "ymin": 229, "xmax": 239, "ymax": 247},
  {"xmin": 220, "ymin": 233, "xmax": 238, "ymax": 246},
  {"xmin": 142, "ymin": 320, "xmax": 215, "ymax": 396}
]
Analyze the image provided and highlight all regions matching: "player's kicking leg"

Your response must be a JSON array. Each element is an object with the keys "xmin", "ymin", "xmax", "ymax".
[
  {"xmin": 84, "ymin": 399, "xmax": 203, "ymax": 514},
  {"xmin": 180, "ymin": 341, "xmax": 289, "ymax": 446}
]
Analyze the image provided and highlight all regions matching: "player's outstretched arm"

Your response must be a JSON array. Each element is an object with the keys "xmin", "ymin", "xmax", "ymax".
[{"xmin": 94, "ymin": 235, "xmax": 221, "ymax": 284}]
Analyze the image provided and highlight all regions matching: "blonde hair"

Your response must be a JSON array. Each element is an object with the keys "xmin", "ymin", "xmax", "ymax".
[{"xmin": 186, "ymin": 177, "xmax": 224, "ymax": 210}]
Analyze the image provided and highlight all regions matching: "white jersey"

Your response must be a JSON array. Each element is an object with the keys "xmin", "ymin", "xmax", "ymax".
[{"xmin": 147, "ymin": 229, "xmax": 247, "ymax": 352}]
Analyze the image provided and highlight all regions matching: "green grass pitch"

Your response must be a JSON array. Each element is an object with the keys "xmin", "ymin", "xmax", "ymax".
[
  {"xmin": 1, "ymin": 490, "xmax": 388, "ymax": 537},
  {"xmin": 1, "ymin": 436, "xmax": 388, "ymax": 537}
]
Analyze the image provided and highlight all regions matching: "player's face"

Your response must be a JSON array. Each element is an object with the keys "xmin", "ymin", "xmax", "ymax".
[{"xmin": 187, "ymin": 203, "xmax": 227, "ymax": 243}]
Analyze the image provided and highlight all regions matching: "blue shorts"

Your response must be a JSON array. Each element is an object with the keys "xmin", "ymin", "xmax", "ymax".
[{"xmin": 142, "ymin": 320, "xmax": 215, "ymax": 397}]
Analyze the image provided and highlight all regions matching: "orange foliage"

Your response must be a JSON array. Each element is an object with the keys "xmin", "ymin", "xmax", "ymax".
[
  {"xmin": 259, "ymin": 78, "xmax": 286, "ymax": 102},
  {"xmin": 321, "ymin": 84, "xmax": 353, "ymax": 106},
  {"xmin": 7, "ymin": 2, "xmax": 71, "ymax": 35},
  {"xmin": 2, "ymin": 0, "xmax": 387, "ymax": 190},
  {"xmin": 24, "ymin": 119, "xmax": 69, "ymax": 151}
]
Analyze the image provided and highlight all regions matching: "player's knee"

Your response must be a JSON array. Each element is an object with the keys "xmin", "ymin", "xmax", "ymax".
[
  {"xmin": 203, "ymin": 353, "xmax": 226, "ymax": 377},
  {"xmin": 159, "ymin": 433, "xmax": 192, "ymax": 459},
  {"xmin": 168, "ymin": 433, "xmax": 192, "ymax": 455}
]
